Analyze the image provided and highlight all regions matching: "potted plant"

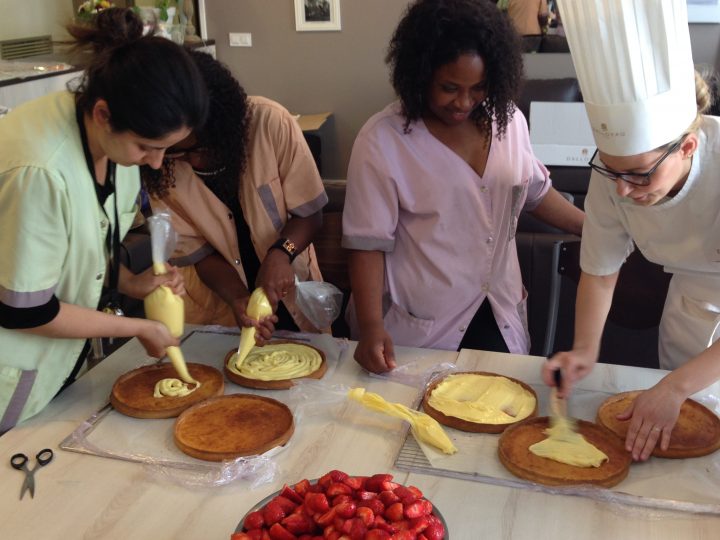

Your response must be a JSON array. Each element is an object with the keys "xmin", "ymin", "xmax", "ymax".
[
  {"xmin": 156, "ymin": 0, "xmax": 177, "ymax": 23},
  {"xmin": 76, "ymin": 0, "xmax": 115, "ymax": 23}
]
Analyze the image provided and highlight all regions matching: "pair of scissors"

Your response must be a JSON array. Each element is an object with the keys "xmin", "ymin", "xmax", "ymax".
[{"xmin": 10, "ymin": 448, "xmax": 53, "ymax": 500}]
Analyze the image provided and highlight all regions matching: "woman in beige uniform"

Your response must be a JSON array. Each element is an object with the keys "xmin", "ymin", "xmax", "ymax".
[{"xmin": 143, "ymin": 52, "xmax": 328, "ymax": 341}]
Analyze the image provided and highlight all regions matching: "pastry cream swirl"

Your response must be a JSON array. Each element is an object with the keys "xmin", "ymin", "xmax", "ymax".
[
  {"xmin": 153, "ymin": 378, "xmax": 198, "ymax": 398},
  {"xmin": 428, "ymin": 373, "xmax": 536, "ymax": 424},
  {"xmin": 529, "ymin": 417, "xmax": 608, "ymax": 467},
  {"xmin": 228, "ymin": 342, "xmax": 322, "ymax": 380}
]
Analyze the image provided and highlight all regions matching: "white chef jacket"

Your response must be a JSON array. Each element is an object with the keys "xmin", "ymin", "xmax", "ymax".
[{"xmin": 581, "ymin": 115, "xmax": 720, "ymax": 369}]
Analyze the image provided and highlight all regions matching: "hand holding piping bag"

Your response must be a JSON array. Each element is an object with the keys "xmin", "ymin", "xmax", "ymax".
[
  {"xmin": 143, "ymin": 212, "xmax": 198, "ymax": 385},
  {"xmin": 234, "ymin": 287, "xmax": 273, "ymax": 368}
]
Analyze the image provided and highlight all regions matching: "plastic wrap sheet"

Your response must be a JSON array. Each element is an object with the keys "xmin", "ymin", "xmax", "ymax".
[
  {"xmin": 394, "ymin": 354, "xmax": 720, "ymax": 515},
  {"xmin": 60, "ymin": 327, "xmax": 347, "ymax": 487},
  {"xmin": 368, "ymin": 358, "xmax": 457, "ymax": 388}
]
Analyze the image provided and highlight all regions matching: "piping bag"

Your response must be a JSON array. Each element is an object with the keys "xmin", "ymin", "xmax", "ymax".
[
  {"xmin": 233, "ymin": 287, "xmax": 273, "ymax": 369},
  {"xmin": 143, "ymin": 212, "xmax": 198, "ymax": 385},
  {"xmin": 348, "ymin": 388, "xmax": 457, "ymax": 455}
]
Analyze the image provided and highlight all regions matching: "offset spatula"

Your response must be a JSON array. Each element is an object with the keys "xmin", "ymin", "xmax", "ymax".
[
  {"xmin": 549, "ymin": 368, "xmax": 577, "ymax": 431},
  {"xmin": 550, "ymin": 369, "xmax": 567, "ymax": 418}
]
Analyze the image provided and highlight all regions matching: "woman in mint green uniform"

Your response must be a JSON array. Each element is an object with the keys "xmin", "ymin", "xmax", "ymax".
[{"xmin": 0, "ymin": 8, "xmax": 208, "ymax": 432}]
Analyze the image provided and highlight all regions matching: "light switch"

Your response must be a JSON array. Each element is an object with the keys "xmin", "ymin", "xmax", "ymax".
[{"xmin": 229, "ymin": 33, "xmax": 252, "ymax": 47}]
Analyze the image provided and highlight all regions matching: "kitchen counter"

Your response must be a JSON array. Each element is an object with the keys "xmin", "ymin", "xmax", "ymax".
[{"xmin": 0, "ymin": 327, "xmax": 718, "ymax": 539}]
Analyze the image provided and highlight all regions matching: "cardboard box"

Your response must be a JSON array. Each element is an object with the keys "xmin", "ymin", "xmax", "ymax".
[{"xmin": 529, "ymin": 102, "xmax": 596, "ymax": 166}]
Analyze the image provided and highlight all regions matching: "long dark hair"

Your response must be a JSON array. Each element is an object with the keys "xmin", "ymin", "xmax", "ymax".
[
  {"xmin": 143, "ymin": 51, "xmax": 251, "ymax": 202},
  {"xmin": 386, "ymin": 0, "xmax": 523, "ymax": 138},
  {"xmin": 67, "ymin": 8, "xmax": 207, "ymax": 138}
]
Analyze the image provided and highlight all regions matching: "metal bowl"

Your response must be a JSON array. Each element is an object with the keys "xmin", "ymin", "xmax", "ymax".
[{"xmin": 236, "ymin": 479, "xmax": 449, "ymax": 538}]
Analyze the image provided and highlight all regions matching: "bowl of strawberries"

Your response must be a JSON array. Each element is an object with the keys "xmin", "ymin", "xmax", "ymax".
[{"xmin": 231, "ymin": 470, "xmax": 448, "ymax": 540}]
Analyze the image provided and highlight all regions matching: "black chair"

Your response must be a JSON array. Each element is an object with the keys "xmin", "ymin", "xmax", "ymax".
[
  {"xmin": 516, "ymin": 191, "xmax": 578, "ymax": 357},
  {"xmin": 553, "ymin": 240, "xmax": 671, "ymax": 369}
]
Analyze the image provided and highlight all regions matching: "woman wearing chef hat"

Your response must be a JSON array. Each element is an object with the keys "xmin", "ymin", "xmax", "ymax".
[{"xmin": 543, "ymin": 0, "xmax": 720, "ymax": 461}]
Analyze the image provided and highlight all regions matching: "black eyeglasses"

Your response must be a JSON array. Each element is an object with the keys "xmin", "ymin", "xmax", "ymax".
[
  {"xmin": 588, "ymin": 137, "xmax": 683, "ymax": 187},
  {"xmin": 164, "ymin": 143, "xmax": 209, "ymax": 160}
]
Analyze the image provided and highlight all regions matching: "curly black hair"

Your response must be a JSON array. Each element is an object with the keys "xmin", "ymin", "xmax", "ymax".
[
  {"xmin": 386, "ymin": 0, "xmax": 523, "ymax": 138},
  {"xmin": 142, "ymin": 50, "xmax": 250, "ymax": 204}
]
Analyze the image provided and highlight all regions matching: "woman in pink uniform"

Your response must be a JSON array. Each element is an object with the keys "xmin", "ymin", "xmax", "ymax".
[{"xmin": 342, "ymin": 0, "xmax": 584, "ymax": 373}]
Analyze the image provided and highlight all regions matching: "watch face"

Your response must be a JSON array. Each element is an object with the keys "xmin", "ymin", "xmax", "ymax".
[
  {"xmin": 282, "ymin": 239, "xmax": 297, "ymax": 254},
  {"xmin": 103, "ymin": 304, "xmax": 125, "ymax": 317}
]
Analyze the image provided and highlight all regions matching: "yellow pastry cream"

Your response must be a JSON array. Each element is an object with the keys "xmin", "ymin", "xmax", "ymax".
[
  {"xmin": 348, "ymin": 388, "xmax": 457, "ymax": 455},
  {"xmin": 427, "ymin": 373, "xmax": 536, "ymax": 424},
  {"xmin": 153, "ymin": 378, "xmax": 197, "ymax": 398},
  {"xmin": 228, "ymin": 342, "xmax": 323, "ymax": 381},
  {"xmin": 143, "ymin": 278, "xmax": 199, "ymax": 388},
  {"xmin": 529, "ymin": 416, "xmax": 608, "ymax": 468}
]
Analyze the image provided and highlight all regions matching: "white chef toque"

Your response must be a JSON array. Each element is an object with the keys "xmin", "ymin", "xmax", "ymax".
[{"xmin": 557, "ymin": 0, "xmax": 697, "ymax": 156}]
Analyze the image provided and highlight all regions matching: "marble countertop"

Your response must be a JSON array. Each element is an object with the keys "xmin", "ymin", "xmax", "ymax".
[{"xmin": 1, "ymin": 326, "xmax": 719, "ymax": 539}]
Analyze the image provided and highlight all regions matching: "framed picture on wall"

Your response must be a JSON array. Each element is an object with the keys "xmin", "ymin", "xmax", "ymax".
[
  {"xmin": 687, "ymin": 0, "xmax": 720, "ymax": 23},
  {"xmin": 294, "ymin": 0, "xmax": 341, "ymax": 32}
]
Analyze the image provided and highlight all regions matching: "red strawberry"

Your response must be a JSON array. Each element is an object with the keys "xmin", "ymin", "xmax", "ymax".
[
  {"xmin": 318, "ymin": 473, "xmax": 333, "ymax": 489},
  {"xmin": 342, "ymin": 476, "xmax": 365, "ymax": 491},
  {"xmin": 392, "ymin": 486, "xmax": 416, "ymax": 502},
  {"xmin": 373, "ymin": 515, "xmax": 396, "ymax": 531},
  {"xmin": 305, "ymin": 493, "xmax": 330, "ymax": 514},
  {"xmin": 281, "ymin": 485, "xmax": 304, "ymax": 504},
  {"xmin": 424, "ymin": 522, "xmax": 445, "ymax": 540},
  {"xmin": 379, "ymin": 491, "xmax": 401, "ymax": 506},
  {"xmin": 407, "ymin": 486, "xmax": 423, "ymax": 499},
  {"xmin": 355, "ymin": 506, "xmax": 374, "ymax": 527},
  {"xmin": 384, "ymin": 502, "xmax": 404, "ymax": 523},
  {"xmin": 332, "ymin": 494, "xmax": 353, "ymax": 506},
  {"xmin": 245, "ymin": 530, "xmax": 264, "ymax": 540},
  {"xmin": 268, "ymin": 523, "xmax": 296, "ymax": 540},
  {"xmin": 357, "ymin": 491, "xmax": 378, "ymax": 501},
  {"xmin": 334, "ymin": 500, "xmax": 357, "ymax": 519},
  {"xmin": 380, "ymin": 480, "xmax": 400, "ymax": 492},
  {"xmin": 243, "ymin": 511, "xmax": 265, "ymax": 530},
  {"xmin": 365, "ymin": 474, "xmax": 394, "ymax": 492},
  {"xmin": 333, "ymin": 516, "xmax": 352, "ymax": 534},
  {"xmin": 294, "ymin": 479, "xmax": 311, "ymax": 497},
  {"xmin": 358, "ymin": 498, "xmax": 385, "ymax": 516},
  {"xmin": 315, "ymin": 507, "xmax": 337, "ymax": 527},
  {"xmin": 326, "ymin": 482, "xmax": 353, "ymax": 497},
  {"xmin": 231, "ymin": 533, "xmax": 251, "ymax": 540},
  {"xmin": 263, "ymin": 501, "xmax": 286, "ymax": 526},
  {"xmin": 327, "ymin": 470, "xmax": 349, "ymax": 483},
  {"xmin": 273, "ymin": 495, "xmax": 299, "ymax": 514},
  {"xmin": 403, "ymin": 501, "xmax": 427, "ymax": 519},
  {"xmin": 365, "ymin": 531, "xmax": 391, "ymax": 540},
  {"xmin": 389, "ymin": 531, "xmax": 416, "ymax": 540},
  {"xmin": 409, "ymin": 516, "xmax": 429, "ymax": 534},
  {"xmin": 282, "ymin": 513, "xmax": 315, "ymax": 535},
  {"xmin": 348, "ymin": 518, "xmax": 368, "ymax": 540}
]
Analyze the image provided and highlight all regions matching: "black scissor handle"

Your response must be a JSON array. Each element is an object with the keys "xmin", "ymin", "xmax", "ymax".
[
  {"xmin": 36, "ymin": 448, "xmax": 53, "ymax": 466},
  {"xmin": 10, "ymin": 453, "xmax": 28, "ymax": 469}
]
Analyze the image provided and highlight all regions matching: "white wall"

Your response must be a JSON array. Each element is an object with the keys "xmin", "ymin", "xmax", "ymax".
[{"xmin": 0, "ymin": 0, "xmax": 74, "ymax": 42}]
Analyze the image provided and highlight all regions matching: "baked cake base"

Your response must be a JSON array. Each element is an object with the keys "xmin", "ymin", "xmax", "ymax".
[
  {"xmin": 110, "ymin": 362, "xmax": 224, "ymax": 419},
  {"xmin": 498, "ymin": 416, "xmax": 631, "ymax": 487},
  {"xmin": 596, "ymin": 390, "xmax": 720, "ymax": 459},
  {"xmin": 174, "ymin": 394, "xmax": 294, "ymax": 461}
]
